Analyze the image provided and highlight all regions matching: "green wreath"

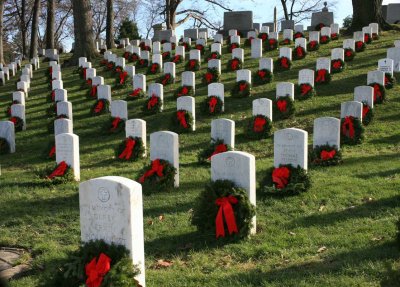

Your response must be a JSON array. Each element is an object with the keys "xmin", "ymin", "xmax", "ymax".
[
  {"xmin": 91, "ymin": 99, "xmax": 110, "ymax": 116},
  {"xmin": 10, "ymin": 116, "xmax": 24, "ymax": 132},
  {"xmin": 227, "ymin": 58, "xmax": 242, "ymax": 71},
  {"xmin": 171, "ymin": 54, "xmax": 183, "ymax": 64},
  {"xmin": 262, "ymin": 164, "xmax": 311, "ymax": 195},
  {"xmin": 331, "ymin": 59, "xmax": 345, "ymax": 73},
  {"xmin": 171, "ymin": 109, "xmax": 194, "ymax": 133},
  {"xmin": 364, "ymin": 33, "xmax": 372, "ymax": 44},
  {"xmin": 49, "ymin": 240, "xmax": 140, "ymax": 287},
  {"xmin": 198, "ymin": 139, "xmax": 231, "ymax": 164},
  {"xmin": 296, "ymin": 83, "xmax": 316, "ymax": 100},
  {"xmin": 245, "ymin": 114, "xmax": 273, "ymax": 139},
  {"xmin": 280, "ymin": 38, "xmax": 291, "ymax": 45},
  {"xmin": 384, "ymin": 73, "xmax": 396, "ymax": 89},
  {"xmin": 315, "ymin": 69, "xmax": 331, "ymax": 85},
  {"xmin": 114, "ymin": 66, "xmax": 124, "ymax": 75},
  {"xmin": 162, "ymin": 51, "xmax": 171, "ymax": 61},
  {"xmin": 320, "ymin": 35, "xmax": 330, "ymax": 44},
  {"xmin": 147, "ymin": 63, "xmax": 160, "ymax": 75},
  {"xmin": 137, "ymin": 59, "xmax": 148, "ymax": 68},
  {"xmin": 127, "ymin": 88, "xmax": 146, "ymax": 100},
  {"xmin": 307, "ymin": 41, "xmax": 320, "ymax": 51},
  {"xmin": 253, "ymin": 69, "xmax": 273, "ymax": 85},
  {"xmin": 116, "ymin": 136, "xmax": 145, "ymax": 161},
  {"xmin": 265, "ymin": 38, "xmax": 278, "ymax": 51},
  {"xmin": 0, "ymin": 137, "xmax": 10, "ymax": 155},
  {"xmin": 130, "ymin": 53, "xmax": 140, "ymax": 63},
  {"xmin": 159, "ymin": 73, "xmax": 174, "ymax": 86},
  {"xmin": 105, "ymin": 117, "xmax": 125, "ymax": 134},
  {"xmin": 258, "ymin": 33, "xmax": 269, "ymax": 41},
  {"xmin": 355, "ymin": 41, "xmax": 366, "ymax": 52},
  {"xmin": 362, "ymin": 102, "xmax": 374, "ymax": 126},
  {"xmin": 341, "ymin": 116, "xmax": 364, "ymax": 145},
  {"xmin": 185, "ymin": 59, "xmax": 200, "ymax": 71},
  {"xmin": 105, "ymin": 62, "xmax": 115, "ymax": 72},
  {"xmin": 310, "ymin": 144, "xmax": 342, "ymax": 166},
  {"xmin": 294, "ymin": 32, "xmax": 305, "ymax": 39},
  {"xmin": 203, "ymin": 68, "xmax": 220, "ymax": 84},
  {"xmin": 201, "ymin": 96, "xmax": 224, "ymax": 116},
  {"xmin": 139, "ymin": 159, "xmax": 177, "ymax": 192},
  {"xmin": 372, "ymin": 33, "xmax": 380, "ymax": 40},
  {"xmin": 273, "ymin": 96, "xmax": 295, "ymax": 120},
  {"xmin": 368, "ymin": 83, "xmax": 386, "ymax": 104},
  {"xmin": 45, "ymin": 140, "xmax": 56, "ymax": 160},
  {"xmin": 207, "ymin": 52, "xmax": 221, "ymax": 62},
  {"xmin": 275, "ymin": 57, "xmax": 292, "ymax": 72},
  {"xmin": 231, "ymin": 80, "xmax": 252, "ymax": 98},
  {"xmin": 244, "ymin": 37, "xmax": 255, "ymax": 46},
  {"xmin": 293, "ymin": 46, "xmax": 307, "ymax": 60},
  {"xmin": 182, "ymin": 42, "xmax": 191, "ymax": 51},
  {"xmin": 175, "ymin": 85, "xmax": 194, "ymax": 98},
  {"xmin": 228, "ymin": 43, "xmax": 240, "ymax": 53},
  {"xmin": 344, "ymin": 48, "xmax": 355, "ymax": 62},
  {"xmin": 195, "ymin": 44, "xmax": 205, "ymax": 55},
  {"xmin": 331, "ymin": 32, "xmax": 339, "ymax": 40},
  {"xmin": 123, "ymin": 51, "xmax": 131, "ymax": 61},
  {"xmin": 142, "ymin": 95, "xmax": 162, "ymax": 113},
  {"xmin": 191, "ymin": 180, "xmax": 256, "ymax": 242},
  {"xmin": 40, "ymin": 162, "xmax": 75, "ymax": 185}
]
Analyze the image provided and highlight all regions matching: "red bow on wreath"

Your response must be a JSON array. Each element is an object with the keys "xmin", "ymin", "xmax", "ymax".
[
  {"xmin": 9, "ymin": 117, "xmax": 17, "ymax": 125},
  {"xmin": 268, "ymin": 39, "xmax": 276, "ymax": 46},
  {"xmin": 208, "ymin": 143, "xmax": 227, "ymax": 160},
  {"xmin": 110, "ymin": 117, "xmax": 121, "ymax": 131},
  {"xmin": 342, "ymin": 116, "xmax": 355, "ymax": 138},
  {"xmin": 83, "ymin": 68, "xmax": 87, "ymax": 79},
  {"xmin": 296, "ymin": 46, "xmax": 304, "ymax": 57},
  {"xmin": 309, "ymin": 41, "xmax": 317, "ymax": 49},
  {"xmin": 147, "ymin": 95, "xmax": 158, "ymax": 110},
  {"xmin": 129, "ymin": 88, "xmax": 142, "ymax": 98},
  {"xmin": 356, "ymin": 41, "xmax": 363, "ymax": 49},
  {"xmin": 139, "ymin": 159, "xmax": 164, "ymax": 183},
  {"xmin": 230, "ymin": 43, "xmax": 238, "ymax": 51},
  {"xmin": 94, "ymin": 101, "xmax": 104, "ymax": 113},
  {"xmin": 272, "ymin": 166, "xmax": 290, "ymax": 189},
  {"xmin": 210, "ymin": 53, "xmax": 218, "ymax": 59},
  {"xmin": 215, "ymin": 196, "xmax": 239, "ymax": 238},
  {"xmin": 280, "ymin": 57, "xmax": 289, "ymax": 68},
  {"xmin": 364, "ymin": 34, "xmax": 370, "ymax": 43},
  {"xmin": 90, "ymin": 85, "xmax": 98, "ymax": 98},
  {"xmin": 47, "ymin": 161, "xmax": 68, "ymax": 179},
  {"xmin": 316, "ymin": 69, "xmax": 327, "ymax": 82},
  {"xmin": 85, "ymin": 253, "xmax": 111, "ymax": 287},
  {"xmin": 161, "ymin": 74, "xmax": 171, "ymax": 86},
  {"xmin": 332, "ymin": 60, "xmax": 342, "ymax": 70},
  {"xmin": 253, "ymin": 117, "xmax": 266, "ymax": 132},
  {"xmin": 320, "ymin": 150, "xmax": 336, "ymax": 160},
  {"xmin": 276, "ymin": 99, "xmax": 287, "ymax": 112},
  {"xmin": 119, "ymin": 138, "xmax": 136, "ymax": 160},
  {"xmin": 300, "ymin": 84, "xmax": 312, "ymax": 96},
  {"xmin": 172, "ymin": 55, "xmax": 181, "ymax": 63},
  {"xmin": 362, "ymin": 105, "xmax": 370, "ymax": 117},
  {"xmin": 258, "ymin": 70, "xmax": 266, "ymax": 78},
  {"xmin": 115, "ymin": 67, "xmax": 122, "ymax": 74},
  {"xmin": 189, "ymin": 60, "xmax": 197, "ymax": 69},
  {"xmin": 49, "ymin": 67, "xmax": 53, "ymax": 75},
  {"xmin": 373, "ymin": 84, "xmax": 382, "ymax": 101},
  {"xmin": 345, "ymin": 50, "xmax": 353, "ymax": 57},
  {"xmin": 208, "ymin": 97, "xmax": 218, "ymax": 113},
  {"xmin": 231, "ymin": 59, "xmax": 240, "ymax": 70},
  {"xmin": 150, "ymin": 64, "xmax": 158, "ymax": 73},
  {"xmin": 178, "ymin": 86, "xmax": 189, "ymax": 97},
  {"xmin": 205, "ymin": 72, "xmax": 214, "ymax": 83},
  {"xmin": 51, "ymin": 90, "xmax": 55, "ymax": 101},
  {"xmin": 119, "ymin": 71, "xmax": 128, "ymax": 85},
  {"xmin": 86, "ymin": 79, "xmax": 92, "ymax": 87},
  {"xmin": 261, "ymin": 33, "xmax": 268, "ymax": 41},
  {"xmin": 177, "ymin": 111, "xmax": 188, "ymax": 128},
  {"xmin": 239, "ymin": 83, "xmax": 247, "ymax": 91}
]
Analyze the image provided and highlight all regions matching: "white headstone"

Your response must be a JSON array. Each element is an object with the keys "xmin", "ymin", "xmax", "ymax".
[
  {"xmin": 232, "ymin": 48, "xmax": 244, "ymax": 61},
  {"xmin": 313, "ymin": 117, "xmax": 340, "ymax": 149},
  {"xmin": 276, "ymin": 82, "xmax": 294, "ymax": 100},
  {"xmin": 343, "ymin": 39, "xmax": 355, "ymax": 50},
  {"xmin": 294, "ymin": 25, "xmax": 303, "ymax": 33},
  {"xmin": 369, "ymin": 23, "xmax": 379, "ymax": 35},
  {"xmin": 57, "ymin": 101, "xmax": 73, "ymax": 120},
  {"xmin": 175, "ymin": 46, "xmax": 185, "ymax": 60},
  {"xmin": 230, "ymin": 35, "xmax": 240, "ymax": 44},
  {"xmin": 386, "ymin": 47, "xmax": 400, "ymax": 72},
  {"xmin": 111, "ymin": 100, "xmax": 128, "ymax": 120},
  {"xmin": 236, "ymin": 69, "xmax": 252, "ymax": 84},
  {"xmin": 133, "ymin": 74, "xmax": 146, "ymax": 91},
  {"xmin": 211, "ymin": 43, "xmax": 222, "ymax": 54},
  {"xmin": 274, "ymin": 128, "xmax": 308, "ymax": 170},
  {"xmin": 55, "ymin": 133, "xmax": 80, "ymax": 180},
  {"xmin": 259, "ymin": 58, "xmax": 273, "ymax": 72},
  {"xmin": 11, "ymin": 104, "xmax": 25, "ymax": 130},
  {"xmin": 378, "ymin": 58, "xmax": 394, "ymax": 77},
  {"xmin": 260, "ymin": 26, "xmax": 270, "ymax": 33},
  {"xmin": 181, "ymin": 71, "xmax": 195, "ymax": 90},
  {"xmin": 97, "ymin": 85, "xmax": 112, "ymax": 103},
  {"xmin": 269, "ymin": 32, "xmax": 279, "ymax": 40},
  {"xmin": 354, "ymin": 86, "xmax": 374, "ymax": 108},
  {"xmin": 79, "ymin": 57, "xmax": 87, "ymax": 67},
  {"xmin": 309, "ymin": 31, "xmax": 320, "ymax": 43},
  {"xmin": 330, "ymin": 23, "xmax": 339, "ymax": 34},
  {"xmin": 229, "ymin": 29, "xmax": 237, "ymax": 37},
  {"xmin": 283, "ymin": 29, "xmax": 293, "ymax": 40},
  {"xmin": 316, "ymin": 57, "xmax": 331, "ymax": 73},
  {"xmin": 298, "ymin": 69, "xmax": 315, "ymax": 87},
  {"xmin": 12, "ymin": 91, "xmax": 25, "ymax": 106},
  {"xmin": 395, "ymin": 40, "xmax": 400, "ymax": 48},
  {"xmin": 85, "ymin": 68, "xmax": 96, "ymax": 80},
  {"xmin": 148, "ymin": 83, "xmax": 163, "ymax": 110},
  {"xmin": 92, "ymin": 76, "xmax": 104, "ymax": 86},
  {"xmin": 208, "ymin": 83, "xmax": 224, "ymax": 112},
  {"xmin": 52, "ymin": 80, "xmax": 63, "ymax": 90},
  {"xmin": 54, "ymin": 118, "xmax": 73, "ymax": 136},
  {"xmin": 17, "ymin": 81, "xmax": 28, "ymax": 95},
  {"xmin": 367, "ymin": 70, "xmax": 385, "ymax": 86},
  {"xmin": 125, "ymin": 65, "xmax": 135, "ymax": 78},
  {"xmin": 353, "ymin": 31, "xmax": 364, "ymax": 42},
  {"xmin": 341, "ymin": 101, "xmax": 363, "ymax": 121},
  {"xmin": 164, "ymin": 62, "xmax": 175, "ymax": 79},
  {"xmin": 295, "ymin": 38, "xmax": 307, "ymax": 50},
  {"xmin": 177, "ymin": 96, "xmax": 196, "ymax": 131},
  {"xmin": 79, "ymin": 176, "xmax": 145, "ymax": 286},
  {"xmin": 214, "ymin": 34, "xmax": 223, "ymax": 43},
  {"xmin": 189, "ymin": 50, "xmax": 201, "ymax": 61},
  {"xmin": 152, "ymin": 54, "xmax": 163, "ymax": 69},
  {"xmin": 211, "ymin": 119, "xmax": 235, "ymax": 148},
  {"xmin": 279, "ymin": 47, "xmax": 292, "ymax": 60},
  {"xmin": 162, "ymin": 42, "xmax": 172, "ymax": 52},
  {"xmin": 208, "ymin": 59, "xmax": 221, "ymax": 74},
  {"xmin": 0, "ymin": 121, "xmax": 15, "ymax": 153},
  {"xmin": 321, "ymin": 27, "xmax": 331, "ymax": 37},
  {"xmin": 125, "ymin": 119, "xmax": 147, "ymax": 155},
  {"xmin": 251, "ymin": 38, "xmax": 263, "ymax": 58},
  {"xmin": 252, "ymin": 98, "xmax": 272, "ymax": 120},
  {"xmin": 331, "ymin": 48, "xmax": 344, "ymax": 61},
  {"xmin": 152, "ymin": 41, "xmax": 161, "ymax": 54}
]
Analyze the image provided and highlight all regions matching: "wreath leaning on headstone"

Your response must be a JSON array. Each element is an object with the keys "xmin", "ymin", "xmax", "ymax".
[
  {"xmin": 105, "ymin": 117, "xmax": 125, "ymax": 134},
  {"xmin": 191, "ymin": 180, "xmax": 256, "ymax": 242},
  {"xmin": 368, "ymin": 82, "xmax": 386, "ymax": 104},
  {"xmin": 143, "ymin": 95, "xmax": 162, "ymax": 114},
  {"xmin": 203, "ymin": 68, "xmax": 220, "ymax": 84},
  {"xmin": 310, "ymin": 144, "xmax": 342, "ymax": 166},
  {"xmin": 201, "ymin": 96, "xmax": 224, "ymax": 116},
  {"xmin": 171, "ymin": 109, "xmax": 194, "ymax": 133},
  {"xmin": 175, "ymin": 85, "xmax": 194, "ymax": 98},
  {"xmin": 127, "ymin": 88, "xmax": 146, "ymax": 100},
  {"xmin": 49, "ymin": 240, "xmax": 141, "ymax": 287},
  {"xmin": 40, "ymin": 161, "xmax": 75, "ymax": 185},
  {"xmin": 296, "ymin": 83, "xmax": 316, "ymax": 100},
  {"xmin": 341, "ymin": 116, "xmax": 364, "ymax": 145},
  {"xmin": 198, "ymin": 139, "xmax": 232, "ymax": 164},
  {"xmin": 0, "ymin": 137, "xmax": 10, "ymax": 155},
  {"xmin": 384, "ymin": 73, "xmax": 396, "ymax": 89},
  {"xmin": 9, "ymin": 116, "xmax": 24, "ymax": 132},
  {"xmin": 116, "ymin": 136, "xmax": 145, "ymax": 161},
  {"xmin": 273, "ymin": 96, "xmax": 295, "ymax": 120},
  {"xmin": 91, "ymin": 99, "xmax": 110, "ymax": 116},
  {"xmin": 231, "ymin": 80, "xmax": 252, "ymax": 98},
  {"xmin": 139, "ymin": 159, "xmax": 177, "ymax": 192},
  {"xmin": 362, "ymin": 102, "xmax": 374, "ymax": 126},
  {"xmin": 245, "ymin": 114, "xmax": 273, "ymax": 140},
  {"xmin": 253, "ymin": 69, "xmax": 273, "ymax": 85}
]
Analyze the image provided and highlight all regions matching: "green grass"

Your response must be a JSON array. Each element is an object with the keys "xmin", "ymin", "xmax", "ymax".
[{"xmin": 1, "ymin": 31, "xmax": 400, "ymax": 286}]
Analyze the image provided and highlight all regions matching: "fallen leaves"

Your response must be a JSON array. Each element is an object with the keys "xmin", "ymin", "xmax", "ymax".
[
  {"xmin": 317, "ymin": 246, "xmax": 327, "ymax": 253},
  {"xmin": 151, "ymin": 259, "xmax": 173, "ymax": 269}
]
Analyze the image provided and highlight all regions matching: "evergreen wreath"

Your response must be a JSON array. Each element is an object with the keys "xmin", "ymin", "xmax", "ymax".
[
  {"xmin": 369, "ymin": 82, "xmax": 386, "ymax": 104},
  {"xmin": 315, "ymin": 69, "xmax": 331, "ymax": 85},
  {"xmin": 307, "ymin": 41, "xmax": 320, "ymax": 51},
  {"xmin": 203, "ymin": 68, "xmax": 220, "ymax": 84},
  {"xmin": 275, "ymin": 56, "xmax": 292, "ymax": 72},
  {"xmin": 147, "ymin": 63, "xmax": 160, "ymax": 74},
  {"xmin": 227, "ymin": 58, "xmax": 242, "ymax": 71},
  {"xmin": 355, "ymin": 41, "xmax": 366, "ymax": 52},
  {"xmin": 364, "ymin": 33, "xmax": 372, "ymax": 44},
  {"xmin": 114, "ymin": 66, "xmax": 124, "ymax": 75},
  {"xmin": 116, "ymin": 136, "xmax": 145, "ymax": 161},
  {"xmin": 320, "ymin": 35, "xmax": 330, "ymax": 44},
  {"xmin": 296, "ymin": 83, "xmax": 316, "ymax": 100},
  {"xmin": 244, "ymin": 37, "xmax": 254, "ymax": 46},
  {"xmin": 198, "ymin": 139, "xmax": 232, "ymax": 164},
  {"xmin": 344, "ymin": 48, "xmax": 355, "ymax": 61},
  {"xmin": 175, "ymin": 85, "xmax": 194, "ymax": 98},
  {"xmin": 273, "ymin": 96, "xmax": 295, "ymax": 120},
  {"xmin": 310, "ymin": 144, "xmax": 342, "ymax": 166},
  {"xmin": 41, "ymin": 161, "xmax": 75, "ymax": 185},
  {"xmin": 0, "ymin": 137, "xmax": 10, "ymax": 155},
  {"xmin": 9, "ymin": 116, "xmax": 24, "ymax": 132},
  {"xmin": 181, "ymin": 42, "xmax": 191, "ymax": 51},
  {"xmin": 228, "ymin": 42, "xmax": 240, "ymax": 53},
  {"xmin": 139, "ymin": 42, "xmax": 151, "ymax": 52},
  {"xmin": 127, "ymin": 88, "xmax": 145, "ymax": 100},
  {"xmin": 171, "ymin": 109, "xmax": 194, "ymax": 133},
  {"xmin": 171, "ymin": 54, "xmax": 183, "ymax": 64},
  {"xmin": 105, "ymin": 117, "xmax": 125, "ymax": 134},
  {"xmin": 159, "ymin": 73, "xmax": 174, "ymax": 86},
  {"xmin": 331, "ymin": 59, "xmax": 345, "ymax": 73},
  {"xmin": 191, "ymin": 180, "xmax": 256, "ymax": 241},
  {"xmin": 341, "ymin": 116, "xmax": 364, "ymax": 145},
  {"xmin": 115, "ymin": 71, "xmax": 129, "ymax": 89},
  {"xmin": 130, "ymin": 53, "xmax": 140, "ymax": 63},
  {"xmin": 48, "ymin": 240, "xmax": 140, "ymax": 287},
  {"xmin": 162, "ymin": 51, "xmax": 171, "ymax": 61},
  {"xmin": 362, "ymin": 102, "xmax": 374, "ymax": 126},
  {"xmin": 372, "ymin": 33, "xmax": 379, "ymax": 40},
  {"xmin": 100, "ymin": 59, "xmax": 108, "ymax": 66},
  {"xmin": 137, "ymin": 59, "xmax": 149, "ymax": 68},
  {"xmin": 106, "ymin": 62, "xmax": 115, "ymax": 72},
  {"xmin": 280, "ymin": 38, "xmax": 291, "ymax": 45},
  {"xmin": 245, "ymin": 114, "xmax": 272, "ymax": 139},
  {"xmin": 231, "ymin": 80, "xmax": 251, "ymax": 98},
  {"xmin": 139, "ymin": 159, "xmax": 176, "ymax": 192},
  {"xmin": 384, "ymin": 73, "xmax": 396, "ymax": 89},
  {"xmin": 265, "ymin": 38, "xmax": 278, "ymax": 51},
  {"xmin": 185, "ymin": 59, "xmax": 200, "ymax": 71},
  {"xmin": 201, "ymin": 96, "xmax": 224, "ymax": 116},
  {"xmin": 315, "ymin": 23, "xmax": 325, "ymax": 31},
  {"xmin": 293, "ymin": 46, "xmax": 307, "ymax": 60},
  {"xmin": 253, "ymin": 69, "xmax": 273, "ymax": 85},
  {"xmin": 262, "ymin": 164, "xmax": 311, "ymax": 195},
  {"xmin": 143, "ymin": 95, "xmax": 162, "ymax": 113},
  {"xmin": 258, "ymin": 32, "xmax": 269, "ymax": 41},
  {"xmin": 331, "ymin": 33, "xmax": 339, "ymax": 40},
  {"xmin": 294, "ymin": 32, "xmax": 304, "ymax": 39},
  {"xmin": 195, "ymin": 44, "xmax": 205, "ymax": 55},
  {"xmin": 123, "ymin": 51, "xmax": 131, "ymax": 61},
  {"xmin": 91, "ymin": 99, "xmax": 110, "ymax": 116}
]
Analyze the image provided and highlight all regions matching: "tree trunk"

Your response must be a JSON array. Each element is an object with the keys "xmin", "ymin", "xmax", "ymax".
[
  {"xmin": 21, "ymin": 0, "xmax": 27, "ymax": 58},
  {"xmin": 350, "ymin": 0, "xmax": 392, "ymax": 31},
  {"xmin": 106, "ymin": 0, "xmax": 114, "ymax": 49},
  {"xmin": 29, "ymin": 0, "xmax": 41, "ymax": 58},
  {"xmin": 46, "ymin": 0, "xmax": 55, "ymax": 49},
  {"xmin": 280, "ymin": 0, "xmax": 289, "ymax": 20},
  {"xmin": 71, "ymin": 0, "xmax": 98, "ymax": 65},
  {"xmin": 165, "ymin": 0, "xmax": 177, "ymax": 30},
  {"xmin": 0, "ymin": 0, "xmax": 4, "ymax": 64}
]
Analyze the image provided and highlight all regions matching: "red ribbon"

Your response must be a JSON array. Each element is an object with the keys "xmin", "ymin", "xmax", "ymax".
[
  {"xmin": 177, "ymin": 111, "xmax": 188, "ymax": 128},
  {"xmin": 364, "ymin": 34, "xmax": 370, "ymax": 43},
  {"xmin": 231, "ymin": 59, "xmax": 240, "ymax": 70},
  {"xmin": 316, "ymin": 69, "xmax": 327, "ymax": 83},
  {"xmin": 296, "ymin": 46, "xmax": 304, "ymax": 57},
  {"xmin": 196, "ymin": 44, "xmax": 204, "ymax": 52},
  {"xmin": 124, "ymin": 52, "xmax": 130, "ymax": 59},
  {"xmin": 373, "ymin": 84, "xmax": 382, "ymax": 102},
  {"xmin": 139, "ymin": 159, "xmax": 164, "ymax": 183},
  {"xmin": 49, "ymin": 145, "xmax": 56, "ymax": 158},
  {"xmin": 215, "ymin": 196, "xmax": 239, "ymax": 238},
  {"xmin": 51, "ymin": 90, "xmax": 55, "ymax": 101},
  {"xmin": 162, "ymin": 52, "xmax": 170, "ymax": 59},
  {"xmin": 320, "ymin": 150, "xmax": 336, "ymax": 160},
  {"xmin": 86, "ymin": 79, "xmax": 92, "ymax": 87},
  {"xmin": 129, "ymin": 88, "xmax": 142, "ymax": 98},
  {"xmin": 85, "ymin": 253, "xmax": 111, "ymax": 287},
  {"xmin": 239, "ymin": 83, "xmax": 247, "ymax": 91},
  {"xmin": 90, "ymin": 86, "xmax": 97, "ymax": 98},
  {"xmin": 210, "ymin": 53, "xmax": 218, "ymax": 59},
  {"xmin": 172, "ymin": 55, "xmax": 181, "ymax": 63},
  {"xmin": 147, "ymin": 95, "xmax": 158, "ymax": 110},
  {"xmin": 177, "ymin": 86, "xmax": 189, "ymax": 97},
  {"xmin": 300, "ymin": 84, "xmax": 312, "ymax": 96},
  {"xmin": 356, "ymin": 41, "xmax": 363, "ymax": 50},
  {"xmin": 342, "ymin": 116, "xmax": 355, "ymax": 138},
  {"xmin": 189, "ymin": 60, "xmax": 197, "ymax": 69},
  {"xmin": 230, "ymin": 43, "xmax": 238, "ymax": 52},
  {"xmin": 384, "ymin": 75, "xmax": 389, "ymax": 86},
  {"xmin": 9, "ymin": 117, "xmax": 17, "ymax": 125},
  {"xmin": 119, "ymin": 138, "xmax": 136, "ymax": 160},
  {"xmin": 132, "ymin": 53, "xmax": 139, "ymax": 61},
  {"xmin": 258, "ymin": 70, "xmax": 266, "ymax": 78},
  {"xmin": 276, "ymin": 99, "xmax": 287, "ymax": 112},
  {"xmin": 49, "ymin": 67, "xmax": 53, "ymax": 75},
  {"xmin": 150, "ymin": 63, "xmax": 159, "ymax": 73},
  {"xmin": 272, "ymin": 167, "xmax": 290, "ymax": 189},
  {"xmin": 280, "ymin": 57, "xmax": 289, "ymax": 68},
  {"xmin": 208, "ymin": 143, "xmax": 227, "ymax": 160},
  {"xmin": 345, "ymin": 50, "xmax": 353, "ymax": 57},
  {"xmin": 209, "ymin": 97, "xmax": 218, "ymax": 113},
  {"xmin": 321, "ymin": 35, "xmax": 329, "ymax": 43},
  {"xmin": 268, "ymin": 39, "xmax": 276, "ymax": 47},
  {"xmin": 47, "ymin": 161, "xmax": 68, "ymax": 179},
  {"xmin": 253, "ymin": 116, "xmax": 266, "ymax": 132},
  {"xmin": 110, "ymin": 117, "xmax": 121, "ymax": 131},
  {"xmin": 205, "ymin": 72, "xmax": 214, "ymax": 83},
  {"xmin": 161, "ymin": 74, "xmax": 171, "ymax": 86},
  {"xmin": 331, "ymin": 33, "xmax": 338, "ymax": 39},
  {"xmin": 309, "ymin": 41, "xmax": 317, "ymax": 49},
  {"xmin": 332, "ymin": 60, "xmax": 342, "ymax": 70},
  {"xmin": 261, "ymin": 33, "xmax": 268, "ymax": 40},
  {"xmin": 294, "ymin": 32, "xmax": 302, "ymax": 39},
  {"xmin": 94, "ymin": 101, "xmax": 104, "ymax": 113},
  {"xmin": 119, "ymin": 71, "xmax": 128, "ymax": 85},
  {"xmin": 362, "ymin": 105, "xmax": 370, "ymax": 118},
  {"xmin": 83, "ymin": 68, "xmax": 87, "ymax": 79},
  {"xmin": 115, "ymin": 67, "xmax": 122, "ymax": 74}
]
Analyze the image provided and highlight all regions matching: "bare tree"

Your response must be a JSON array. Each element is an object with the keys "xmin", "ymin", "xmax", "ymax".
[
  {"xmin": 106, "ymin": 0, "xmax": 114, "ymax": 48},
  {"xmin": 29, "ymin": 0, "xmax": 40, "ymax": 58},
  {"xmin": 45, "ymin": 0, "xmax": 55, "ymax": 49},
  {"xmin": 0, "ymin": 0, "xmax": 5, "ymax": 64},
  {"xmin": 279, "ymin": 0, "xmax": 335, "ymax": 23}
]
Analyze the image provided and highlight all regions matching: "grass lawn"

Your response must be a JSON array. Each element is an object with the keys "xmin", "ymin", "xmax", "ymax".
[{"xmin": 0, "ymin": 30, "xmax": 399, "ymax": 287}]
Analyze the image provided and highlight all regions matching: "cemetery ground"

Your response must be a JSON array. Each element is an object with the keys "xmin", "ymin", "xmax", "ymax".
[{"xmin": 1, "ymin": 31, "xmax": 400, "ymax": 287}]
